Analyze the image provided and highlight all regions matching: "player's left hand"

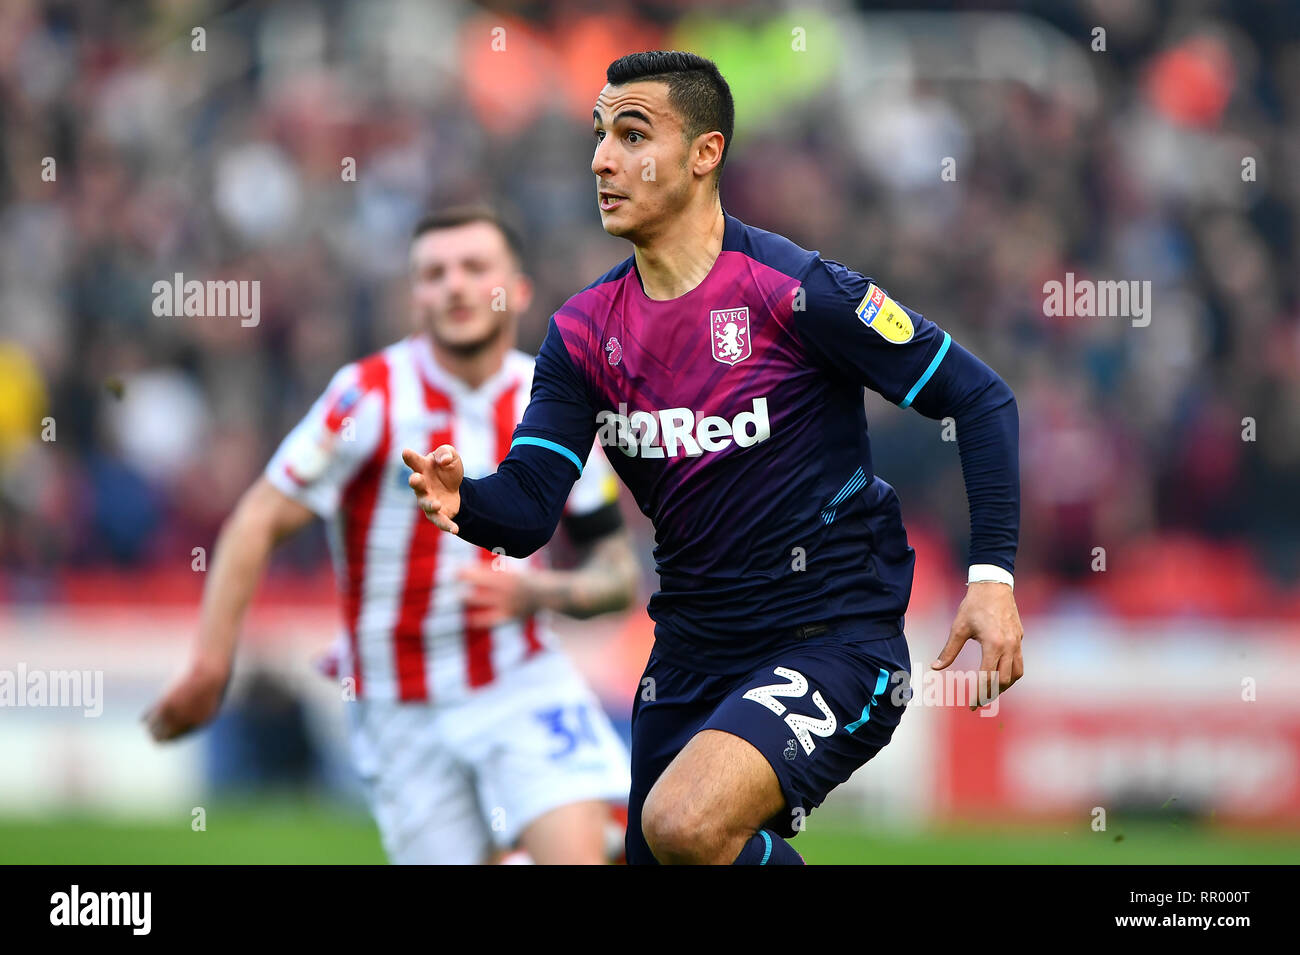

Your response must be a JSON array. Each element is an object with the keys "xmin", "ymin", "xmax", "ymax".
[
  {"xmin": 458, "ymin": 564, "xmax": 543, "ymax": 628},
  {"xmin": 143, "ymin": 652, "xmax": 232, "ymax": 742},
  {"xmin": 932, "ymin": 581, "xmax": 1023, "ymax": 710}
]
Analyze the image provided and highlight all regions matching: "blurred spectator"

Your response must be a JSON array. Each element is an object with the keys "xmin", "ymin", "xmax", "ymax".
[{"xmin": 2, "ymin": 0, "xmax": 1298, "ymax": 611}]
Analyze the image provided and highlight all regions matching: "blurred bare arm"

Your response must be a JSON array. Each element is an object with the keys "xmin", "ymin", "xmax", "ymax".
[
  {"xmin": 144, "ymin": 477, "xmax": 315, "ymax": 741},
  {"xmin": 460, "ymin": 529, "xmax": 641, "ymax": 628},
  {"xmin": 530, "ymin": 529, "xmax": 640, "ymax": 619}
]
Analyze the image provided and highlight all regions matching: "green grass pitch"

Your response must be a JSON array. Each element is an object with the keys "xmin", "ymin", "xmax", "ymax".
[{"xmin": 2, "ymin": 804, "xmax": 1297, "ymax": 864}]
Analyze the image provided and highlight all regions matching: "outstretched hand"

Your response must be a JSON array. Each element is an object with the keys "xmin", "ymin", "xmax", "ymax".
[{"xmin": 402, "ymin": 445, "xmax": 465, "ymax": 534}]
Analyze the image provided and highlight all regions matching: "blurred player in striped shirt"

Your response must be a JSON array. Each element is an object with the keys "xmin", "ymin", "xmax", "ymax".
[{"xmin": 146, "ymin": 208, "xmax": 639, "ymax": 864}]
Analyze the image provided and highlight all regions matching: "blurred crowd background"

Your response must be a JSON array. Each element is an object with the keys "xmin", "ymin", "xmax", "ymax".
[{"xmin": 2, "ymin": 0, "xmax": 1299, "ymax": 618}]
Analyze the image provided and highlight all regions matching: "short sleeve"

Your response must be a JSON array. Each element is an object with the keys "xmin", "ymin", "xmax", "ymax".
[
  {"xmin": 795, "ymin": 257, "xmax": 952, "ymax": 408},
  {"xmin": 264, "ymin": 364, "xmax": 386, "ymax": 518}
]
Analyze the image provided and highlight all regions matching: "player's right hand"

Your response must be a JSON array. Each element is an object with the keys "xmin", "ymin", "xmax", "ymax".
[
  {"xmin": 402, "ymin": 445, "xmax": 464, "ymax": 534},
  {"xmin": 932, "ymin": 581, "xmax": 1024, "ymax": 710},
  {"xmin": 143, "ymin": 653, "xmax": 231, "ymax": 742}
]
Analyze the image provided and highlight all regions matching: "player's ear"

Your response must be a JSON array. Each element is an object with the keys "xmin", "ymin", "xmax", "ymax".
[
  {"xmin": 693, "ymin": 130, "xmax": 724, "ymax": 181},
  {"xmin": 511, "ymin": 271, "xmax": 534, "ymax": 316}
]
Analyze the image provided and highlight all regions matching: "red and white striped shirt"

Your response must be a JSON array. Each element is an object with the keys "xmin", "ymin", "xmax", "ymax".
[{"xmin": 266, "ymin": 334, "xmax": 620, "ymax": 703}]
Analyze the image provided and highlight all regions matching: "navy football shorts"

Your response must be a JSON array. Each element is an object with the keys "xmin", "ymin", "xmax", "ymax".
[{"xmin": 626, "ymin": 624, "xmax": 912, "ymax": 865}]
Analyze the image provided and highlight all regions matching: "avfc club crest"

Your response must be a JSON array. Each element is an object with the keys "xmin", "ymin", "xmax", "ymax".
[
  {"xmin": 710, "ymin": 307, "xmax": 751, "ymax": 366},
  {"xmin": 605, "ymin": 336, "xmax": 622, "ymax": 366}
]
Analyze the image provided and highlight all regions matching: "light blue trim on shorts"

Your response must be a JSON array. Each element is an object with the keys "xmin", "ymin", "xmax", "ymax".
[{"xmin": 845, "ymin": 667, "xmax": 891, "ymax": 733}]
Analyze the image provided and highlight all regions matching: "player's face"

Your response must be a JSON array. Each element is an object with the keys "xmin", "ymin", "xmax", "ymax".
[
  {"xmin": 591, "ymin": 81, "xmax": 694, "ymax": 241},
  {"xmin": 409, "ymin": 222, "xmax": 529, "ymax": 354}
]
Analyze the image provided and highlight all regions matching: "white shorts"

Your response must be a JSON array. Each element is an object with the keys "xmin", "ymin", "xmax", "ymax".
[{"xmin": 345, "ymin": 649, "xmax": 631, "ymax": 864}]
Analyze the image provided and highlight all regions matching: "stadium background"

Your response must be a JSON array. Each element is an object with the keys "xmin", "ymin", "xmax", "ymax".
[{"xmin": 2, "ymin": 0, "xmax": 1300, "ymax": 863}]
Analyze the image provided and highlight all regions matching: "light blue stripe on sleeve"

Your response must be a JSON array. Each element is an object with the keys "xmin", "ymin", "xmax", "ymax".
[
  {"xmin": 759, "ymin": 829, "xmax": 773, "ymax": 865},
  {"xmin": 509, "ymin": 436, "xmax": 583, "ymax": 475},
  {"xmin": 899, "ymin": 331, "xmax": 951, "ymax": 409}
]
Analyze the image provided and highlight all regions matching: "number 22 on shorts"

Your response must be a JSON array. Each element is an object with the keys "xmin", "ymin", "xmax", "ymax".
[{"xmin": 743, "ymin": 667, "xmax": 836, "ymax": 756}]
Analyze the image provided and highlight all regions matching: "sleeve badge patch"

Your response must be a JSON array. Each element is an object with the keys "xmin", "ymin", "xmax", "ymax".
[
  {"xmin": 855, "ymin": 283, "xmax": 914, "ymax": 343},
  {"xmin": 282, "ymin": 426, "xmax": 333, "ymax": 485}
]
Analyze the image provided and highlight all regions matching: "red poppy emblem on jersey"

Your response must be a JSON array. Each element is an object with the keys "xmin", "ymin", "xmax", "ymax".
[{"xmin": 710, "ymin": 307, "xmax": 751, "ymax": 366}]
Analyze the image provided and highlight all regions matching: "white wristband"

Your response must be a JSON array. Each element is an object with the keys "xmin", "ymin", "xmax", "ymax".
[{"xmin": 968, "ymin": 564, "xmax": 1014, "ymax": 589}]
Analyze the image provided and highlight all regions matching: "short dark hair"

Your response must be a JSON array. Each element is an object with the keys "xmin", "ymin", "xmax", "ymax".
[
  {"xmin": 411, "ymin": 205, "xmax": 525, "ymax": 267},
  {"xmin": 605, "ymin": 50, "xmax": 734, "ymax": 177}
]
